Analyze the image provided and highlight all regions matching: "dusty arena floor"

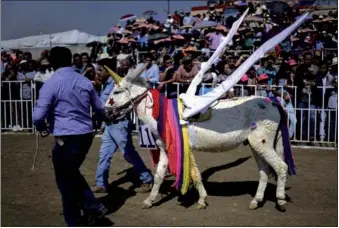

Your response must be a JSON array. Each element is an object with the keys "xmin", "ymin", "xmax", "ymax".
[{"xmin": 1, "ymin": 134, "xmax": 338, "ymax": 226}]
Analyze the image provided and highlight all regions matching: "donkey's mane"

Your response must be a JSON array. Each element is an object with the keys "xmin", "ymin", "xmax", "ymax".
[{"xmin": 128, "ymin": 75, "xmax": 150, "ymax": 89}]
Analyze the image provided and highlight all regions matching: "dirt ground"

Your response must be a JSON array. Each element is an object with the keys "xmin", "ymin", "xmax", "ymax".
[{"xmin": 1, "ymin": 134, "xmax": 338, "ymax": 227}]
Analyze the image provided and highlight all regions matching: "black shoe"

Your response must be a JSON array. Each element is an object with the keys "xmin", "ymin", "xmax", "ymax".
[{"xmin": 86, "ymin": 207, "xmax": 108, "ymax": 226}]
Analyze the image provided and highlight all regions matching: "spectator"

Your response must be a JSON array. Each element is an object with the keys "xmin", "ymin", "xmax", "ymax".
[
  {"xmin": 117, "ymin": 58, "xmax": 132, "ymax": 77},
  {"xmin": 164, "ymin": 14, "xmax": 174, "ymax": 32},
  {"xmin": 139, "ymin": 54, "xmax": 160, "ymax": 86},
  {"xmin": 83, "ymin": 63, "xmax": 96, "ymax": 81},
  {"xmin": 81, "ymin": 52, "xmax": 91, "ymax": 65},
  {"xmin": 311, "ymin": 61, "xmax": 334, "ymax": 141},
  {"xmin": 256, "ymin": 57, "xmax": 278, "ymax": 85},
  {"xmin": 136, "ymin": 28, "xmax": 148, "ymax": 47},
  {"xmin": 15, "ymin": 61, "xmax": 36, "ymax": 131},
  {"xmin": 34, "ymin": 59, "xmax": 54, "ymax": 83},
  {"xmin": 294, "ymin": 52, "xmax": 315, "ymax": 139},
  {"xmin": 158, "ymin": 57, "xmax": 178, "ymax": 98},
  {"xmin": 256, "ymin": 73, "xmax": 273, "ymax": 97},
  {"xmin": 73, "ymin": 53, "xmax": 85, "ymax": 73},
  {"xmin": 209, "ymin": 28, "xmax": 224, "ymax": 51},
  {"xmin": 274, "ymin": 63, "xmax": 296, "ymax": 138},
  {"xmin": 173, "ymin": 56, "xmax": 200, "ymax": 93},
  {"xmin": 183, "ymin": 12, "xmax": 194, "ymax": 26}
]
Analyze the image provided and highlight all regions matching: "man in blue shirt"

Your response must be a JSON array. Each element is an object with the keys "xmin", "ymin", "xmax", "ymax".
[
  {"xmin": 33, "ymin": 47, "xmax": 108, "ymax": 226},
  {"xmin": 138, "ymin": 54, "xmax": 160, "ymax": 88},
  {"xmin": 93, "ymin": 57, "xmax": 153, "ymax": 194}
]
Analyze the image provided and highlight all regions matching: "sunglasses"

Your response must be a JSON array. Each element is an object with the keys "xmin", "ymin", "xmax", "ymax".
[{"xmin": 165, "ymin": 61, "xmax": 173, "ymax": 64}]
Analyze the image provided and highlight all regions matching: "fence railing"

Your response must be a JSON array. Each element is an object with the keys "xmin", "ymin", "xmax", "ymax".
[{"xmin": 1, "ymin": 81, "xmax": 337, "ymax": 148}]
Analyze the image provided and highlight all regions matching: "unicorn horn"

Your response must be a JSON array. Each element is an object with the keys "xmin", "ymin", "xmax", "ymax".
[{"xmin": 103, "ymin": 65, "xmax": 123, "ymax": 83}]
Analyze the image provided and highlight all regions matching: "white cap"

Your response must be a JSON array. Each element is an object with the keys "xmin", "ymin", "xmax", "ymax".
[{"xmin": 99, "ymin": 53, "xmax": 110, "ymax": 60}]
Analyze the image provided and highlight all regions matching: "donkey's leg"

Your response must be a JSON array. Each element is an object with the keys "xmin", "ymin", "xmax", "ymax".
[
  {"xmin": 248, "ymin": 129, "xmax": 288, "ymax": 212},
  {"xmin": 141, "ymin": 118, "xmax": 168, "ymax": 209},
  {"xmin": 248, "ymin": 147, "xmax": 271, "ymax": 210},
  {"xmin": 142, "ymin": 147, "xmax": 168, "ymax": 209},
  {"xmin": 189, "ymin": 153, "xmax": 208, "ymax": 209}
]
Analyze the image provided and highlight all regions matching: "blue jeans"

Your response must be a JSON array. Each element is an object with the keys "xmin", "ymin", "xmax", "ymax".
[
  {"xmin": 95, "ymin": 120, "xmax": 153, "ymax": 188},
  {"xmin": 198, "ymin": 86, "xmax": 213, "ymax": 95},
  {"xmin": 52, "ymin": 133, "xmax": 105, "ymax": 226},
  {"xmin": 297, "ymin": 101, "xmax": 316, "ymax": 138},
  {"xmin": 285, "ymin": 101, "xmax": 297, "ymax": 138}
]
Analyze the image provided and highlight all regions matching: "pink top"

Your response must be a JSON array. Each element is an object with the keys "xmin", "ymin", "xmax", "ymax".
[{"xmin": 209, "ymin": 32, "xmax": 222, "ymax": 50}]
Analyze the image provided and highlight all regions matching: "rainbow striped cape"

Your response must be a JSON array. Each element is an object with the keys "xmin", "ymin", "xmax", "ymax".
[{"xmin": 150, "ymin": 89, "xmax": 198, "ymax": 195}]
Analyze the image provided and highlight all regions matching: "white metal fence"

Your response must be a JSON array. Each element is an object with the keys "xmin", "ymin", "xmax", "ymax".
[{"xmin": 1, "ymin": 81, "xmax": 337, "ymax": 148}]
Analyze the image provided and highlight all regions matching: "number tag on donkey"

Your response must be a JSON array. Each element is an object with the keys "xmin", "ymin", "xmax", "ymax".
[{"xmin": 138, "ymin": 120, "xmax": 157, "ymax": 149}]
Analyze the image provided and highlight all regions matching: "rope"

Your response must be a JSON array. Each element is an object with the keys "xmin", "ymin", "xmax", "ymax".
[{"xmin": 31, "ymin": 132, "xmax": 40, "ymax": 171}]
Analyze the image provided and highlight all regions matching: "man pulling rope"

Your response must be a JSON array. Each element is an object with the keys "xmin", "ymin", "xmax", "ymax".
[{"xmin": 32, "ymin": 47, "xmax": 108, "ymax": 226}]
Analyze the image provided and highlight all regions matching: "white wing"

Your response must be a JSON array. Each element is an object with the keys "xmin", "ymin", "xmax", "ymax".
[
  {"xmin": 182, "ymin": 12, "xmax": 310, "ymax": 119},
  {"xmin": 183, "ymin": 8, "xmax": 249, "ymax": 100}
]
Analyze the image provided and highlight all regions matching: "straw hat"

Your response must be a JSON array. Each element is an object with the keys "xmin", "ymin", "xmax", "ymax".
[{"xmin": 181, "ymin": 25, "xmax": 192, "ymax": 29}]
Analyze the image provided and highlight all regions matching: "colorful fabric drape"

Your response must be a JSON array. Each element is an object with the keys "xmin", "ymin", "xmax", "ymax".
[
  {"xmin": 265, "ymin": 96, "xmax": 296, "ymax": 175},
  {"xmin": 149, "ymin": 89, "xmax": 196, "ymax": 194}
]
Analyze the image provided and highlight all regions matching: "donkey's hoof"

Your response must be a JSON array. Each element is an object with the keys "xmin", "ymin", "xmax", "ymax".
[
  {"xmin": 276, "ymin": 200, "xmax": 287, "ymax": 212},
  {"xmin": 176, "ymin": 201, "xmax": 184, "ymax": 205},
  {"xmin": 196, "ymin": 202, "xmax": 207, "ymax": 210},
  {"xmin": 248, "ymin": 202, "xmax": 259, "ymax": 210},
  {"xmin": 276, "ymin": 203, "xmax": 286, "ymax": 212},
  {"xmin": 141, "ymin": 201, "xmax": 153, "ymax": 209}
]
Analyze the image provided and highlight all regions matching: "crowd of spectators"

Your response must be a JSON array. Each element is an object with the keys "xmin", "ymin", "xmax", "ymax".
[{"xmin": 1, "ymin": 1, "xmax": 338, "ymax": 143}]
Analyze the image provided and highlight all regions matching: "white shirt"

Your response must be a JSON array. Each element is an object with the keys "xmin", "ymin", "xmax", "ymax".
[
  {"xmin": 18, "ymin": 71, "xmax": 36, "ymax": 100},
  {"xmin": 34, "ymin": 69, "xmax": 54, "ymax": 83},
  {"xmin": 164, "ymin": 18, "xmax": 173, "ymax": 28},
  {"xmin": 328, "ymin": 93, "xmax": 337, "ymax": 109}
]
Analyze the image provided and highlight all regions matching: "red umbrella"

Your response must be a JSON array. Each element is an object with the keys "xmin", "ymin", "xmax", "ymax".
[
  {"xmin": 119, "ymin": 14, "xmax": 137, "ymax": 22},
  {"xmin": 172, "ymin": 35, "xmax": 185, "ymax": 40}
]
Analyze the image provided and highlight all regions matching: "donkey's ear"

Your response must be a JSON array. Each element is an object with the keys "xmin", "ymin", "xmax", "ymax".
[{"xmin": 125, "ymin": 63, "xmax": 147, "ymax": 81}]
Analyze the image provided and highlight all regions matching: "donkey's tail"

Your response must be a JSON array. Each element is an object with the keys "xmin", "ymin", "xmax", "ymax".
[{"xmin": 271, "ymin": 97, "xmax": 297, "ymax": 176}]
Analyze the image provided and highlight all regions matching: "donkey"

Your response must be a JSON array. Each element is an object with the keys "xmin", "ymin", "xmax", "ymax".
[{"xmin": 104, "ymin": 64, "xmax": 295, "ymax": 212}]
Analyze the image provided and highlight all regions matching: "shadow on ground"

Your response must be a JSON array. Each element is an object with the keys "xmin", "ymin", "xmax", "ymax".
[
  {"xmin": 149, "ymin": 156, "xmax": 292, "ymax": 209},
  {"xmin": 97, "ymin": 168, "xmax": 140, "ymax": 215}
]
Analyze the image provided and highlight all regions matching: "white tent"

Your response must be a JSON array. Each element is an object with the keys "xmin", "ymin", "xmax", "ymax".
[{"xmin": 1, "ymin": 30, "xmax": 105, "ymax": 49}]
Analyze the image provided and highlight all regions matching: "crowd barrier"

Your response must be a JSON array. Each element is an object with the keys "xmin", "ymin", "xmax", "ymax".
[{"xmin": 1, "ymin": 81, "xmax": 337, "ymax": 148}]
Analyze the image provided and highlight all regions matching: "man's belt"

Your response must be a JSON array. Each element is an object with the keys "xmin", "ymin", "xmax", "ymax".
[{"xmin": 106, "ymin": 115, "xmax": 130, "ymax": 125}]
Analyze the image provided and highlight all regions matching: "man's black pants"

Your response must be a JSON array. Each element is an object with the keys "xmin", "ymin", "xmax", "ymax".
[{"xmin": 52, "ymin": 133, "xmax": 104, "ymax": 226}]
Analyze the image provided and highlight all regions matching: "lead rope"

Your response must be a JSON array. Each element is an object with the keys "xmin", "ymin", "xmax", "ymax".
[{"xmin": 31, "ymin": 132, "xmax": 40, "ymax": 171}]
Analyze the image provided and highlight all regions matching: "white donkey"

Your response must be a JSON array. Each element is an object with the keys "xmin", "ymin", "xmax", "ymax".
[{"xmin": 104, "ymin": 64, "xmax": 295, "ymax": 212}]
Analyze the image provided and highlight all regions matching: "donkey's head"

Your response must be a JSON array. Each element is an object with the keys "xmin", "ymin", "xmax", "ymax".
[{"xmin": 105, "ymin": 63, "xmax": 149, "ymax": 111}]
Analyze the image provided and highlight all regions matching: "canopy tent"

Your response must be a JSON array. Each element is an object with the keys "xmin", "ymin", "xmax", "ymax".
[{"xmin": 1, "ymin": 30, "xmax": 105, "ymax": 49}]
